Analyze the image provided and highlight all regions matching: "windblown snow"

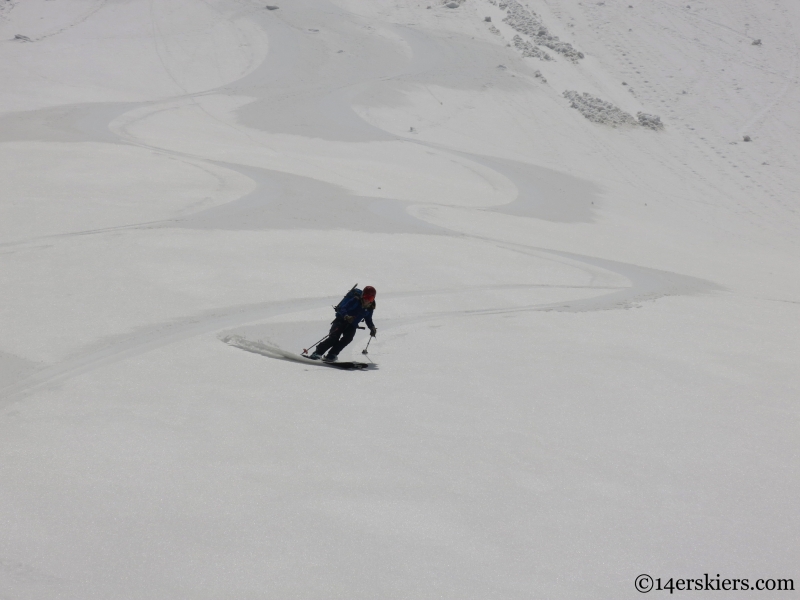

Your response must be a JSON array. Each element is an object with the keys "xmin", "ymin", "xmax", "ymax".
[{"xmin": 1, "ymin": 0, "xmax": 798, "ymax": 598}]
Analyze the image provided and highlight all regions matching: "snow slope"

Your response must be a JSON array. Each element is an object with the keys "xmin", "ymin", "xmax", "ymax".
[{"xmin": 0, "ymin": 0, "xmax": 798, "ymax": 598}]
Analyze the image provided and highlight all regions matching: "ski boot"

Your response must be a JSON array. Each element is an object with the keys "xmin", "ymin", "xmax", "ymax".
[{"xmin": 323, "ymin": 353, "xmax": 338, "ymax": 363}]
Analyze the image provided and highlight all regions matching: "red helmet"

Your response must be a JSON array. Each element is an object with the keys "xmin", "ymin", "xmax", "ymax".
[{"xmin": 362, "ymin": 286, "xmax": 376, "ymax": 301}]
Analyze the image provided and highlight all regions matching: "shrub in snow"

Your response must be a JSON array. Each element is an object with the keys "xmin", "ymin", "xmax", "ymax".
[
  {"xmin": 563, "ymin": 91, "xmax": 638, "ymax": 127},
  {"xmin": 743, "ymin": 135, "xmax": 751, "ymax": 142},
  {"xmin": 752, "ymin": 39, "xmax": 762, "ymax": 46},
  {"xmin": 637, "ymin": 112, "xmax": 663, "ymax": 130},
  {"xmin": 513, "ymin": 35, "xmax": 552, "ymax": 60},
  {"xmin": 490, "ymin": 0, "xmax": 584, "ymax": 62},
  {"xmin": 563, "ymin": 91, "xmax": 664, "ymax": 130}
]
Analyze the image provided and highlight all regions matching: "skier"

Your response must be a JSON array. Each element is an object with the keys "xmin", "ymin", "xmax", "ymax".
[{"xmin": 310, "ymin": 286, "xmax": 377, "ymax": 362}]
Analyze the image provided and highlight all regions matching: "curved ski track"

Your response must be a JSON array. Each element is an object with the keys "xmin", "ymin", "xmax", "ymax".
[{"xmin": 0, "ymin": 0, "xmax": 721, "ymax": 404}]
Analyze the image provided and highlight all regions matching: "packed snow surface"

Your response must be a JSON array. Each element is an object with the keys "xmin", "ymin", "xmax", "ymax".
[{"xmin": 1, "ymin": 0, "xmax": 799, "ymax": 598}]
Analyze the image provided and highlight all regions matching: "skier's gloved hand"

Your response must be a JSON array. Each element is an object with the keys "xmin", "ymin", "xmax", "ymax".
[
  {"xmin": 343, "ymin": 315, "xmax": 354, "ymax": 323},
  {"xmin": 370, "ymin": 327, "xmax": 377, "ymax": 337}
]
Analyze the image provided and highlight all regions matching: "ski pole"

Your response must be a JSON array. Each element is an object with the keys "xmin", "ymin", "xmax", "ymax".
[
  {"xmin": 303, "ymin": 334, "xmax": 329, "ymax": 356},
  {"xmin": 361, "ymin": 336, "xmax": 373, "ymax": 355}
]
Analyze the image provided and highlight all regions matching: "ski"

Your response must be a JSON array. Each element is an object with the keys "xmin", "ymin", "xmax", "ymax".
[
  {"xmin": 304, "ymin": 355, "xmax": 370, "ymax": 370},
  {"xmin": 224, "ymin": 336, "xmax": 374, "ymax": 370}
]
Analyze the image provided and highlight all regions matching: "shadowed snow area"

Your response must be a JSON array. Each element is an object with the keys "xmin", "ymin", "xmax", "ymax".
[
  {"xmin": 0, "ymin": 102, "xmax": 140, "ymax": 144},
  {"xmin": 478, "ymin": 154, "xmax": 600, "ymax": 222},
  {"xmin": 1, "ymin": 0, "xmax": 799, "ymax": 598},
  {"xmin": 0, "ymin": 351, "xmax": 40, "ymax": 390},
  {"xmin": 169, "ymin": 163, "xmax": 449, "ymax": 234}
]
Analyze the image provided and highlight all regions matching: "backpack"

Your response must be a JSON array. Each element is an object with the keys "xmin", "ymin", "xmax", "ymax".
[{"xmin": 334, "ymin": 284, "xmax": 362, "ymax": 312}]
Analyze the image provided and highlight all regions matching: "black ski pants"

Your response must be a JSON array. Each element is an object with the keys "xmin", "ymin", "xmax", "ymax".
[{"xmin": 315, "ymin": 319, "xmax": 357, "ymax": 356}]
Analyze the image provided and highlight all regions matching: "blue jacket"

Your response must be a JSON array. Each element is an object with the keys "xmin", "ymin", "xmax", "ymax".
[{"xmin": 335, "ymin": 295, "xmax": 375, "ymax": 330}]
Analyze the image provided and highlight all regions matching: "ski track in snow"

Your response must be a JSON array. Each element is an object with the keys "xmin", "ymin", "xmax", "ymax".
[
  {"xmin": 3, "ymin": 2, "xmax": 799, "ymax": 597},
  {"xmin": 0, "ymin": 258, "xmax": 714, "ymax": 404},
  {"xmin": 0, "ymin": 0, "xmax": 724, "ymax": 402}
]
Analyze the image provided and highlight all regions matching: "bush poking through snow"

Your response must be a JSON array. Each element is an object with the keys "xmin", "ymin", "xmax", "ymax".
[
  {"xmin": 637, "ymin": 112, "xmax": 663, "ymax": 130},
  {"xmin": 563, "ymin": 91, "xmax": 664, "ymax": 130},
  {"xmin": 563, "ymin": 91, "xmax": 637, "ymax": 127},
  {"xmin": 493, "ymin": 0, "xmax": 584, "ymax": 62},
  {"xmin": 513, "ymin": 35, "xmax": 552, "ymax": 61}
]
